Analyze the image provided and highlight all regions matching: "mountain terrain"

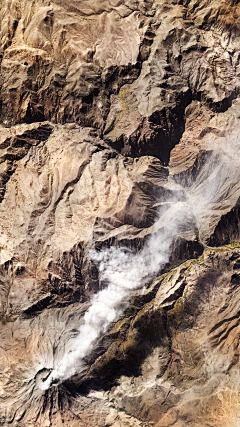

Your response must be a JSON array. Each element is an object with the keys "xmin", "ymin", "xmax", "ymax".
[{"xmin": 1, "ymin": 0, "xmax": 240, "ymax": 425}]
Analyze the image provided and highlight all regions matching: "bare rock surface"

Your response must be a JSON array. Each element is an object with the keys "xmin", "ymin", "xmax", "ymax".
[
  {"xmin": 169, "ymin": 98, "xmax": 240, "ymax": 244},
  {"xmin": 0, "ymin": 121, "xmax": 201, "ymax": 320},
  {"xmin": 2, "ymin": 247, "xmax": 240, "ymax": 427},
  {"xmin": 1, "ymin": 0, "xmax": 240, "ymax": 161},
  {"xmin": 1, "ymin": 0, "xmax": 240, "ymax": 426},
  {"xmin": 106, "ymin": 247, "xmax": 240, "ymax": 427}
]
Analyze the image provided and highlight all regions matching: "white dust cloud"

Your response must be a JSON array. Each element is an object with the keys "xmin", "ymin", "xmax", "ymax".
[
  {"xmin": 39, "ymin": 205, "xmax": 188, "ymax": 389},
  {"xmin": 40, "ymin": 133, "xmax": 240, "ymax": 390}
]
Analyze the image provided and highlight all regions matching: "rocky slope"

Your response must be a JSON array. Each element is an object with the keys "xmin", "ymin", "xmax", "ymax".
[{"xmin": 1, "ymin": 0, "xmax": 240, "ymax": 426}]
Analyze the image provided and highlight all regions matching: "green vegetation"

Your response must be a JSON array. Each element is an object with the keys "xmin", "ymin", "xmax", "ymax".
[
  {"xmin": 226, "ymin": 242, "xmax": 240, "ymax": 249},
  {"xmin": 163, "ymin": 242, "xmax": 240, "ymax": 275},
  {"xmin": 168, "ymin": 296, "xmax": 190, "ymax": 331},
  {"xmin": 95, "ymin": 242, "xmax": 240, "ymax": 377},
  {"xmin": 108, "ymin": 317, "xmax": 130, "ymax": 335},
  {"xmin": 132, "ymin": 301, "xmax": 153, "ymax": 326}
]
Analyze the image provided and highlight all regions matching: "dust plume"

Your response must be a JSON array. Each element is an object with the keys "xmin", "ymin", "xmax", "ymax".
[
  {"xmin": 39, "ymin": 200, "xmax": 194, "ymax": 389},
  {"xmin": 40, "ymin": 133, "xmax": 240, "ymax": 390}
]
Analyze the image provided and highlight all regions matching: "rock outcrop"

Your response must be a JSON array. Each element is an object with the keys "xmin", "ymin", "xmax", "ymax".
[{"xmin": 1, "ymin": 0, "xmax": 240, "ymax": 426}]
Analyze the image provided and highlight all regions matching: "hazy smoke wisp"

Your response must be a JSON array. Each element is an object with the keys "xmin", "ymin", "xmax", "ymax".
[
  {"xmin": 39, "ymin": 214, "xmax": 181, "ymax": 390},
  {"xmin": 40, "ymin": 137, "xmax": 240, "ymax": 390}
]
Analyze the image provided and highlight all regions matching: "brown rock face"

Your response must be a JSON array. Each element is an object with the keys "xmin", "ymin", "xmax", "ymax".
[
  {"xmin": 0, "ymin": 122, "xmax": 199, "ymax": 319},
  {"xmin": 2, "ymin": 0, "xmax": 240, "ymax": 161},
  {"xmin": 106, "ymin": 248, "xmax": 240, "ymax": 427},
  {"xmin": 1, "ymin": 0, "xmax": 240, "ymax": 426}
]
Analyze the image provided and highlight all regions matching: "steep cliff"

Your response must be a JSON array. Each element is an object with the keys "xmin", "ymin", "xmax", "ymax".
[{"xmin": 1, "ymin": 0, "xmax": 240, "ymax": 426}]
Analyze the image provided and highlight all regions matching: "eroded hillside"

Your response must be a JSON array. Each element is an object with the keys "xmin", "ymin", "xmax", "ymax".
[{"xmin": 1, "ymin": 0, "xmax": 240, "ymax": 426}]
